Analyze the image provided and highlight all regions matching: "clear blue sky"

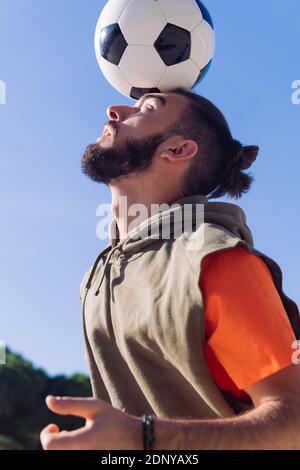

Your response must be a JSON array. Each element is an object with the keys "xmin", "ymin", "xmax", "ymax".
[{"xmin": 0, "ymin": 0, "xmax": 299, "ymax": 376}]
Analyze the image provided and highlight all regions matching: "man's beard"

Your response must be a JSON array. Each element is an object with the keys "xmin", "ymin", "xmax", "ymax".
[{"xmin": 81, "ymin": 129, "xmax": 169, "ymax": 185}]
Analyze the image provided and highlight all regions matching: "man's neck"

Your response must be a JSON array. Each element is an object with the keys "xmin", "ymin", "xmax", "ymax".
[{"xmin": 110, "ymin": 184, "xmax": 183, "ymax": 241}]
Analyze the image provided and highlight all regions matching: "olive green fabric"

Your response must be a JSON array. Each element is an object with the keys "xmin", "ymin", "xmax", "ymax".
[{"xmin": 80, "ymin": 194, "xmax": 300, "ymax": 419}]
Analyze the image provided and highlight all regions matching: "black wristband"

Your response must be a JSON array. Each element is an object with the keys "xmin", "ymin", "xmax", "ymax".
[{"xmin": 142, "ymin": 414, "xmax": 155, "ymax": 450}]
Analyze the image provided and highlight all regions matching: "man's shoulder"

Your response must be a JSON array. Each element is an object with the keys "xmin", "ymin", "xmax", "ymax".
[{"xmin": 179, "ymin": 221, "xmax": 252, "ymax": 258}]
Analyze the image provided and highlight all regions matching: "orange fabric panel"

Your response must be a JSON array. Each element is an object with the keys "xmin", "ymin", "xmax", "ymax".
[{"xmin": 199, "ymin": 246, "xmax": 296, "ymax": 402}]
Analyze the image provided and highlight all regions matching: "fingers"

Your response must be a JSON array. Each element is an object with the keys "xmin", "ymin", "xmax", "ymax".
[
  {"xmin": 42, "ymin": 396, "xmax": 113, "ymax": 450},
  {"xmin": 40, "ymin": 423, "xmax": 60, "ymax": 450},
  {"xmin": 45, "ymin": 396, "xmax": 104, "ymax": 419},
  {"xmin": 42, "ymin": 423, "xmax": 60, "ymax": 434},
  {"xmin": 41, "ymin": 424, "xmax": 91, "ymax": 451}
]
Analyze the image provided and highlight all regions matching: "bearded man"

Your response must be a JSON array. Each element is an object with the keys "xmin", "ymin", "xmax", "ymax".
[{"xmin": 41, "ymin": 89, "xmax": 300, "ymax": 450}]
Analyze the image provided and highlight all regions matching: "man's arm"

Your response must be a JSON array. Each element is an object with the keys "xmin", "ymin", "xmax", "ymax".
[
  {"xmin": 41, "ymin": 361, "xmax": 300, "ymax": 450},
  {"xmin": 153, "ymin": 363, "xmax": 300, "ymax": 450}
]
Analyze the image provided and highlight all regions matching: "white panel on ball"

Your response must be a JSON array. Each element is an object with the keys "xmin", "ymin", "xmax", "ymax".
[
  {"xmin": 97, "ymin": 0, "xmax": 131, "ymax": 30},
  {"xmin": 100, "ymin": 57, "xmax": 132, "ymax": 97},
  {"xmin": 119, "ymin": 46, "xmax": 166, "ymax": 88},
  {"xmin": 190, "ymin": 20, "xmax": 215, "ymax": 70},
  {"xmin": 119, "ymin": 0, "xmax": 166, "ymax": 45},
  {"xmin": 158, "ymin": 59, "xmax": 200, "ymax": 91},
  {"xmin": 157, "ymin": 0, "xmax": 203, "ymax": 32}
]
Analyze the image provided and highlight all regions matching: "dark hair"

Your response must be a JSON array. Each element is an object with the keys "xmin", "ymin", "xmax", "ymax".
[{"xmin": 168, "ymin": 88, "xmax": 259, "ymax": 200}]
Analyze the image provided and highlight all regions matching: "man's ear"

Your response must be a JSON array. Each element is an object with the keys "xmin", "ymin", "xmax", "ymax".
[{"xmin": 160, "ymin": 140, "xmax": 198, "ymax": 163}]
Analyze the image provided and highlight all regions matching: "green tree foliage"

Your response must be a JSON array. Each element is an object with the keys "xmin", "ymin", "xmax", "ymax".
[{"xmin": 0, "ymin": 349, "xmax": 92, "ymax": 450}]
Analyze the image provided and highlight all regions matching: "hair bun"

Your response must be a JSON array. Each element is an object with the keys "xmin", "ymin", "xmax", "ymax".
[{"xmin": 232, "ymin": 140, "xmax": 259, "ymax": 170}]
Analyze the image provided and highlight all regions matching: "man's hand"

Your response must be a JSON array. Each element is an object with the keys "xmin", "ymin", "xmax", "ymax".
[{"xmin": 40, "ymin": 396, "xmax": 142, "ymax": 450}]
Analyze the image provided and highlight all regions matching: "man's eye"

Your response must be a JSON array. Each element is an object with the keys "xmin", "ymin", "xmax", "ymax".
[{"xmin": 144, "ymin": 103, "xmax": 155, "ymax": 111}]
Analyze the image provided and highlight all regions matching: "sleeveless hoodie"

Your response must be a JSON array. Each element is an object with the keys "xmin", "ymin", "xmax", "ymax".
[{"xmin": 80, "ymin": 194, "xmax": 300, "ymax": 419}]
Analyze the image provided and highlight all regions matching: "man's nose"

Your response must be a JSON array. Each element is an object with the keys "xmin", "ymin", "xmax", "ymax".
[{"xmin": 106, "ymin": 104, "xmax": 138, "ymax": 122}]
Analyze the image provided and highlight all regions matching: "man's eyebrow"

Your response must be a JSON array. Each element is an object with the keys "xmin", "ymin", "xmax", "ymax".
[{"xmin": 137, "ymin": 94, "xmax": 167, "ymax": 108}]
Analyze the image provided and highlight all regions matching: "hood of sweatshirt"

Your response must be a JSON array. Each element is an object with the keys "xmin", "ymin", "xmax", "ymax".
[
  {"xmin": 85, "ymin": 194, "xmax": 254, "ymax": 296},
  {"xmin": 109, "ymin": 194, "xmax": 253, "ymax": 250}
]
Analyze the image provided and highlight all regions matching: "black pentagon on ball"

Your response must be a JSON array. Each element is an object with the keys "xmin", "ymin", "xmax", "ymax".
[
  {"xmin": 192, "ymin": 59, "xmax": 212, "ymax": 88},
  {"xmin": 100, "ymin": 23, "xmax": 128, "ymax": 65},
  {"xmin": 154, "ymin": 23, "xmax": 191, "ymax": 66},
  {"xmin": 130, "ymin": 87, "xmax": 161, "ymax": 100}
]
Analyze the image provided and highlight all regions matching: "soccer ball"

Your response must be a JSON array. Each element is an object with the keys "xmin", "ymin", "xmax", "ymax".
[{"xmin": 94, "ymin": 0, "xmax": 215, "ymax": 99}]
